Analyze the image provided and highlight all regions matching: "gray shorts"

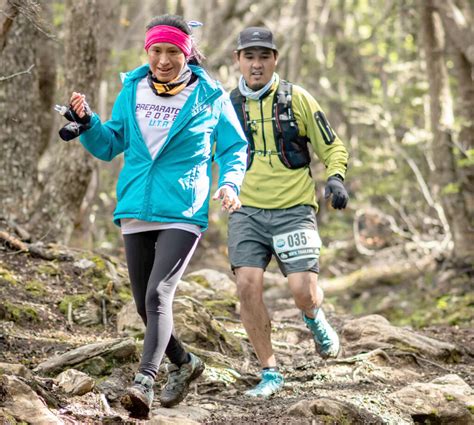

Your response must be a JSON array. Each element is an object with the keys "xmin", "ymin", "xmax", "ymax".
[{"xmin": 227, "ymin": 205, "xmax": 320, "ymax": 276}]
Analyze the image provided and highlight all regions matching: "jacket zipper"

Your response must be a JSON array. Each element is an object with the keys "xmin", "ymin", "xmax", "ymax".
[{"xmin": 143, "ymin": 89, "xmax": 222, "ymax": 219}]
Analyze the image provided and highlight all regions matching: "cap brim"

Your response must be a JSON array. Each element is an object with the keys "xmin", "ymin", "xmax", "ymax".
[{"xmin": 237, "ymin": 42, "xmax": 277, "ymax": 51}]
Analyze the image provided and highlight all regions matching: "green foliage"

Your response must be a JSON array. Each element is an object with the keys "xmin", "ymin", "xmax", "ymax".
[
  {"xmin": 59, "ymin": 294, "xmax": 90, "ymax": 315},
  {"xmin": 52, "ymin": 2, "xmax": 66, "ymax": 27},
  {"xmin": 0, "ymin": 266, "xmax": 17, "ymax": 285},
  {"xmin": 442, "ymin": 182, "xmax": 460, "ymax": 195},
  {"xmin": 80, "ymin": 255, "xmax": 113, "ymax": 290},
  {"xmin": 117, "ymin": 285, "xmax": 132, "ymax": 303},
  {"xmin": 36, "ymin": 263, "xmax": 60, "ymax": 276},
  {"xmin": 458, "ymin": 149, "xmax": 474, "ymax": 168},
  {"xmin": 25, "ymin": 280, "xmax": 46, "ymax": 297},
  {"xmin": 203, "ymin": 298, "xmax": 238, "ymax": 318},
  {"xmin": 1, "ymin": 301, "xmax": 39, "ymax": 323}
]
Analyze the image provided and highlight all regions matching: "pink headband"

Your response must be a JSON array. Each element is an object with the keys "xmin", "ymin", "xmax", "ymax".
[{"xmin": 144, "ymin": 25, "xmax": 192, "ymax": 57}]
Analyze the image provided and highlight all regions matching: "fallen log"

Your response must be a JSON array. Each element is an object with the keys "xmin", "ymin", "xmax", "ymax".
[
  {"xmin": 34, "ymin": 337, "xmax": 137, "ymax": 376},
  {"xmin": 320, "ymin": 256, "xmax": 434, "ymax": 294}
]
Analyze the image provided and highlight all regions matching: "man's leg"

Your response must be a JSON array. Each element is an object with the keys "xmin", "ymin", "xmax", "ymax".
[
  {"xmin": 287, "ymin": 271, "xmax": 323, "ymax": 318},
  {"xmin": 235, "ymin": 266, "xmax": 284, "ymax": 397},
  {"xmin": 288, "ymin": 271, "xmax": 340, "ymax": 358},
  {"xmin": 234, "ymin": 266, "xmax": 276, "ymax": 368}
]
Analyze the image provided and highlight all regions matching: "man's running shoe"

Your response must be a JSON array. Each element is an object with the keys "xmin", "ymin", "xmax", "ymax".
[
  {"xmin": 244, "ymin": 369, "xmax": 284, "ymax": 398},
  {"xmin": 303, "ymin": 308, "xmax": 340, "ymax": 358}
]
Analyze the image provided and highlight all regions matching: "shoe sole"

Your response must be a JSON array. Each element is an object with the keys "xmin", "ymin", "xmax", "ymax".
[
  {"xmin": 121, "ymin": 388, "xmax": 151, "ymax": 418},
  {"xmin": 244, "ymin": 388, "xmax": 282, "ymax": 399},
  {"xmin": 160, "ymin": 362, "xmax": 205, "ymax": 408}
]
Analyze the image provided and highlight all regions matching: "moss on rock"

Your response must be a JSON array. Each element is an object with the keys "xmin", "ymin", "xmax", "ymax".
[
  {"xmin": 0, "ymin": 266, "xmax": 17, "ymax": 285},
  {"xmin": 203, "ymin": 298, "xmax": 238, "ymax": 318},
  {"xmin": 0, "ymin": 301, "xmax": 39, "ymax": 323},
  {"xmin": 25, "ymin": 280, "xmax": 46, "ymax": 297},
  {"xmin": 59, "ymin": 294, "xmax": 90, "ymax": 315},
  {"xmin": 36, "ymin": 263, "xmax": 60, "ymax": 276}
]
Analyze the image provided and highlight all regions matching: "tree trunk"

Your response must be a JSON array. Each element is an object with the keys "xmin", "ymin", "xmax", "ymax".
[
  {"xmin": 420, "ymin": 1, "xmax": 474, "ymax": 263},
  {"xmin": 0, "ymin": 5, "xmax": 42, "ymax": 223},
  {"xmin": 452, "ymin": 49, "xmax": 474, "ymax": 219},
  {"xmin": 0, "ymin": 0, "xmax": 20, "ymax": 52},
  {"xmin": 28, "ymin": 0, "xmax": 101, "ymax": 243},
  {"xmin": 36, "ymin": 0, "xmax": 56, "ymax": 156},
  {"xmin": 432, "ymin": 0, "xmax": 474, "ymax": 66},
  {"xmin": 287, "ymin": 0, "xmax": 308, "ymax": 83}
]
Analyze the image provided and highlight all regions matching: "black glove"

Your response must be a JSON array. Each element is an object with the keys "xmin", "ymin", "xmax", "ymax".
[
  {"xmin": 55, "ymin": 101, "xmax": 92, "ymax": 142},
  {"xmin": 67, "ymin": 99, "xmax": 92, "ymax": 125},
  {"xmin": 324, "ymin": 175, "xmax": 348, "ymax": 209}
]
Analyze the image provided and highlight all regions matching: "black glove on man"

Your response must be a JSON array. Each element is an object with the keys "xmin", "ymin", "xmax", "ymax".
[{"xmin": 324, "ymin": 175, "xmax": 348, "ymax": 209}]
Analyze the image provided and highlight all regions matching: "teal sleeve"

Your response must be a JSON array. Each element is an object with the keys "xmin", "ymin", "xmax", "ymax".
[
  {"xmin": 79, "ymin": 91, "xmax": 126, "ymax": 162},
  {"xmin": 213, "ymin": 96, "xmax": 248, "ymax": 194}
]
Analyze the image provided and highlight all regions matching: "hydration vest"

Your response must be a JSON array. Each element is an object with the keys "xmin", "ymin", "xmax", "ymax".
[{"xmin": 230, "ymin": 80, "xmax": 311, "ymax": 170}]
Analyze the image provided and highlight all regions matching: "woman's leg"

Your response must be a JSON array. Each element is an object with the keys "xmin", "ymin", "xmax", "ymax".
[
  {"xmin": 139, "ymin": 229, "xmax": 199, "ymax": 379},
  {"xmin": 123, "ymin": 231, "xmax": 157, "ymax": 325},
  {"xmin": 123, "ymin": 230, "xmax": 197, "ymax": 373}
]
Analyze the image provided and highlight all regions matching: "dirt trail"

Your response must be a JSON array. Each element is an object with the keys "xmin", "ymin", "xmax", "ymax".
[{"xmin": 1, "ymin": 247, "xmax": 473, "ymax": 424}]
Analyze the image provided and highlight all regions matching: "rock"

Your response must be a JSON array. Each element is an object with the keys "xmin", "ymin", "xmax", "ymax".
[
  {"xmin": 341, "ymin": 315, "xmax": 461, "ymax": 361},
  {"xmin": 287, "ymin": 397, "xmax": 384, "ymax": 424},
  {"xmin": 149, "ymin": 417, "xmax": 200, "ymax": 425},
  {"xmin": 151, "ymin": 405, "xmax": 210, "ymax": 424},
  {"xmin": 177, "ymin": 279, "xmax": 214, "ymax": 300},
  {"xmin": 73, "ymin": 258, "xmax": 96, "ymax": 270},
  {"xmin": 185, "ymin": 269, "xmax": 236, "ymax": 296},
  {"xmin": 391, "ymin": 374, "xmax": 474, "ymax": 424},
  {"xmin": 116, "ymin": 301, "xmax": 145, "ymax": 336},
  {"xmin": 0, "ymin": 375, "xmax": 62, "ymax": 425},
  {"xmin": 0, "ymin": 362, "xmax": 31, "ymax": 379},
  {"xmin": 73, "ymin": 300, "xmax": 102, "ymax": 326},
  {"xmin": 56, "ymin": 368, "xmax": 95, "ymax": 396},
  {"xmin": 263, "ymin": 271, "xmax": 287, "ymax": 287},
  {"xmin": 173, "ymin": 296, "xmax": 241, "ymax": 355},
  {"xmin": 95, "ymin": 367, "xmax": 130, "ymax": 402}
]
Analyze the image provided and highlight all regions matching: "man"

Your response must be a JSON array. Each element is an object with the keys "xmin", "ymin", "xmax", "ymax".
[{"xmin": 228, "ymin": 27, "xmax": 349, "ymax": 398}]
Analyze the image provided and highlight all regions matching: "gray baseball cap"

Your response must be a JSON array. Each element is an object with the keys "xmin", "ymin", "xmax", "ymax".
[{"xmin": 236, "ymin": 27, "xmax": 277, "ymax": 51}]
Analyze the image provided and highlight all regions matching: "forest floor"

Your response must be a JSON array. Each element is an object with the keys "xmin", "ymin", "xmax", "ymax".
[{"xmin": 0, "ymin": 239, "xmax": 473, "ymax": 424}]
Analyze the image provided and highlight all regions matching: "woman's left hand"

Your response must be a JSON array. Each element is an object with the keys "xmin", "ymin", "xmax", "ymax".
[{"xmin": 212, "ymin": 185, "xmax": 241, "ymax": 213}]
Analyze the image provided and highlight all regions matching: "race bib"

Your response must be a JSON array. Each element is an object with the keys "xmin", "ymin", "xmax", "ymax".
[{"xmin": 272, "ymin": 229, "xmax": 322, "ymax": 262}]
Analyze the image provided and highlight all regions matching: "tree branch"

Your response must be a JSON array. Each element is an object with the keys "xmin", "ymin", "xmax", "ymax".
[{"xmin": 0, "ymin": 63, "xmax": 34, "ymax": 82}]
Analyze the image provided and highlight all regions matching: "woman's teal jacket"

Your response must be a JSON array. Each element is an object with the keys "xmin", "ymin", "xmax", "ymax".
[{"xmin": 79, "ymin": 64, "xmax": 247, "ymax": 231}]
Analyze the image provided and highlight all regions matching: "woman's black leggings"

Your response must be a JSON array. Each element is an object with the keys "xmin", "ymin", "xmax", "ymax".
[{"xmin": 123, "ymin": 229, "xmax": 199, "ymax": 379}]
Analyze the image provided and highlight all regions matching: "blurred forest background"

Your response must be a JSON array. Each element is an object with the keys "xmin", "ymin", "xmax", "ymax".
[{"xmin": 1, "ymin": 0, "xmax": 473, "ymax": 326}]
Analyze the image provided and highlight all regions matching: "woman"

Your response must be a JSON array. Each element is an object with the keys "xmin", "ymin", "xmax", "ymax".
[{"xmin": 69, "ymin": 15, "xmax": 247, "ymax": 417}]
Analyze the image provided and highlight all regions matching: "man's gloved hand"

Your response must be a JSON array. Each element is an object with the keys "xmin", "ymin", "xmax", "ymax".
[{"xmin": 324, "ymin": 175, "xmax": 348, "ymax": 209}]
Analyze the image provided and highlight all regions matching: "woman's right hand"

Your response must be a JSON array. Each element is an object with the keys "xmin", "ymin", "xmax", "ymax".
[
  {"xmin": 69, "ymin": 92, "xmax": 92, "ymax": 125},
  {"xmin": 69, "ymin": 92, "xmax": 87, "ymax": 118}
]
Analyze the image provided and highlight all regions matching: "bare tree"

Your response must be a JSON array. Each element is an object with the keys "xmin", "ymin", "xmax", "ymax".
[
  {"xmin": 36, "ymin": 0, "xmax": 56, "ymax": 156},
  {"xmin": 436, "ymin": 0, "xmax": 474, "ymax": 247},
  {"xmin": 287, "ymin": 0, "xmax": 308, "ymax": 83},
  {"xmin": 0, "ymin": 1, "xmax": 43, "ymax": 223},
  {"xmin": 421, "ymin": 1, "xmax": 474, "ymax": 263},
  {"xmin": 28, "ymin": 0, "xmax": 104, "ymax": 242}
]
